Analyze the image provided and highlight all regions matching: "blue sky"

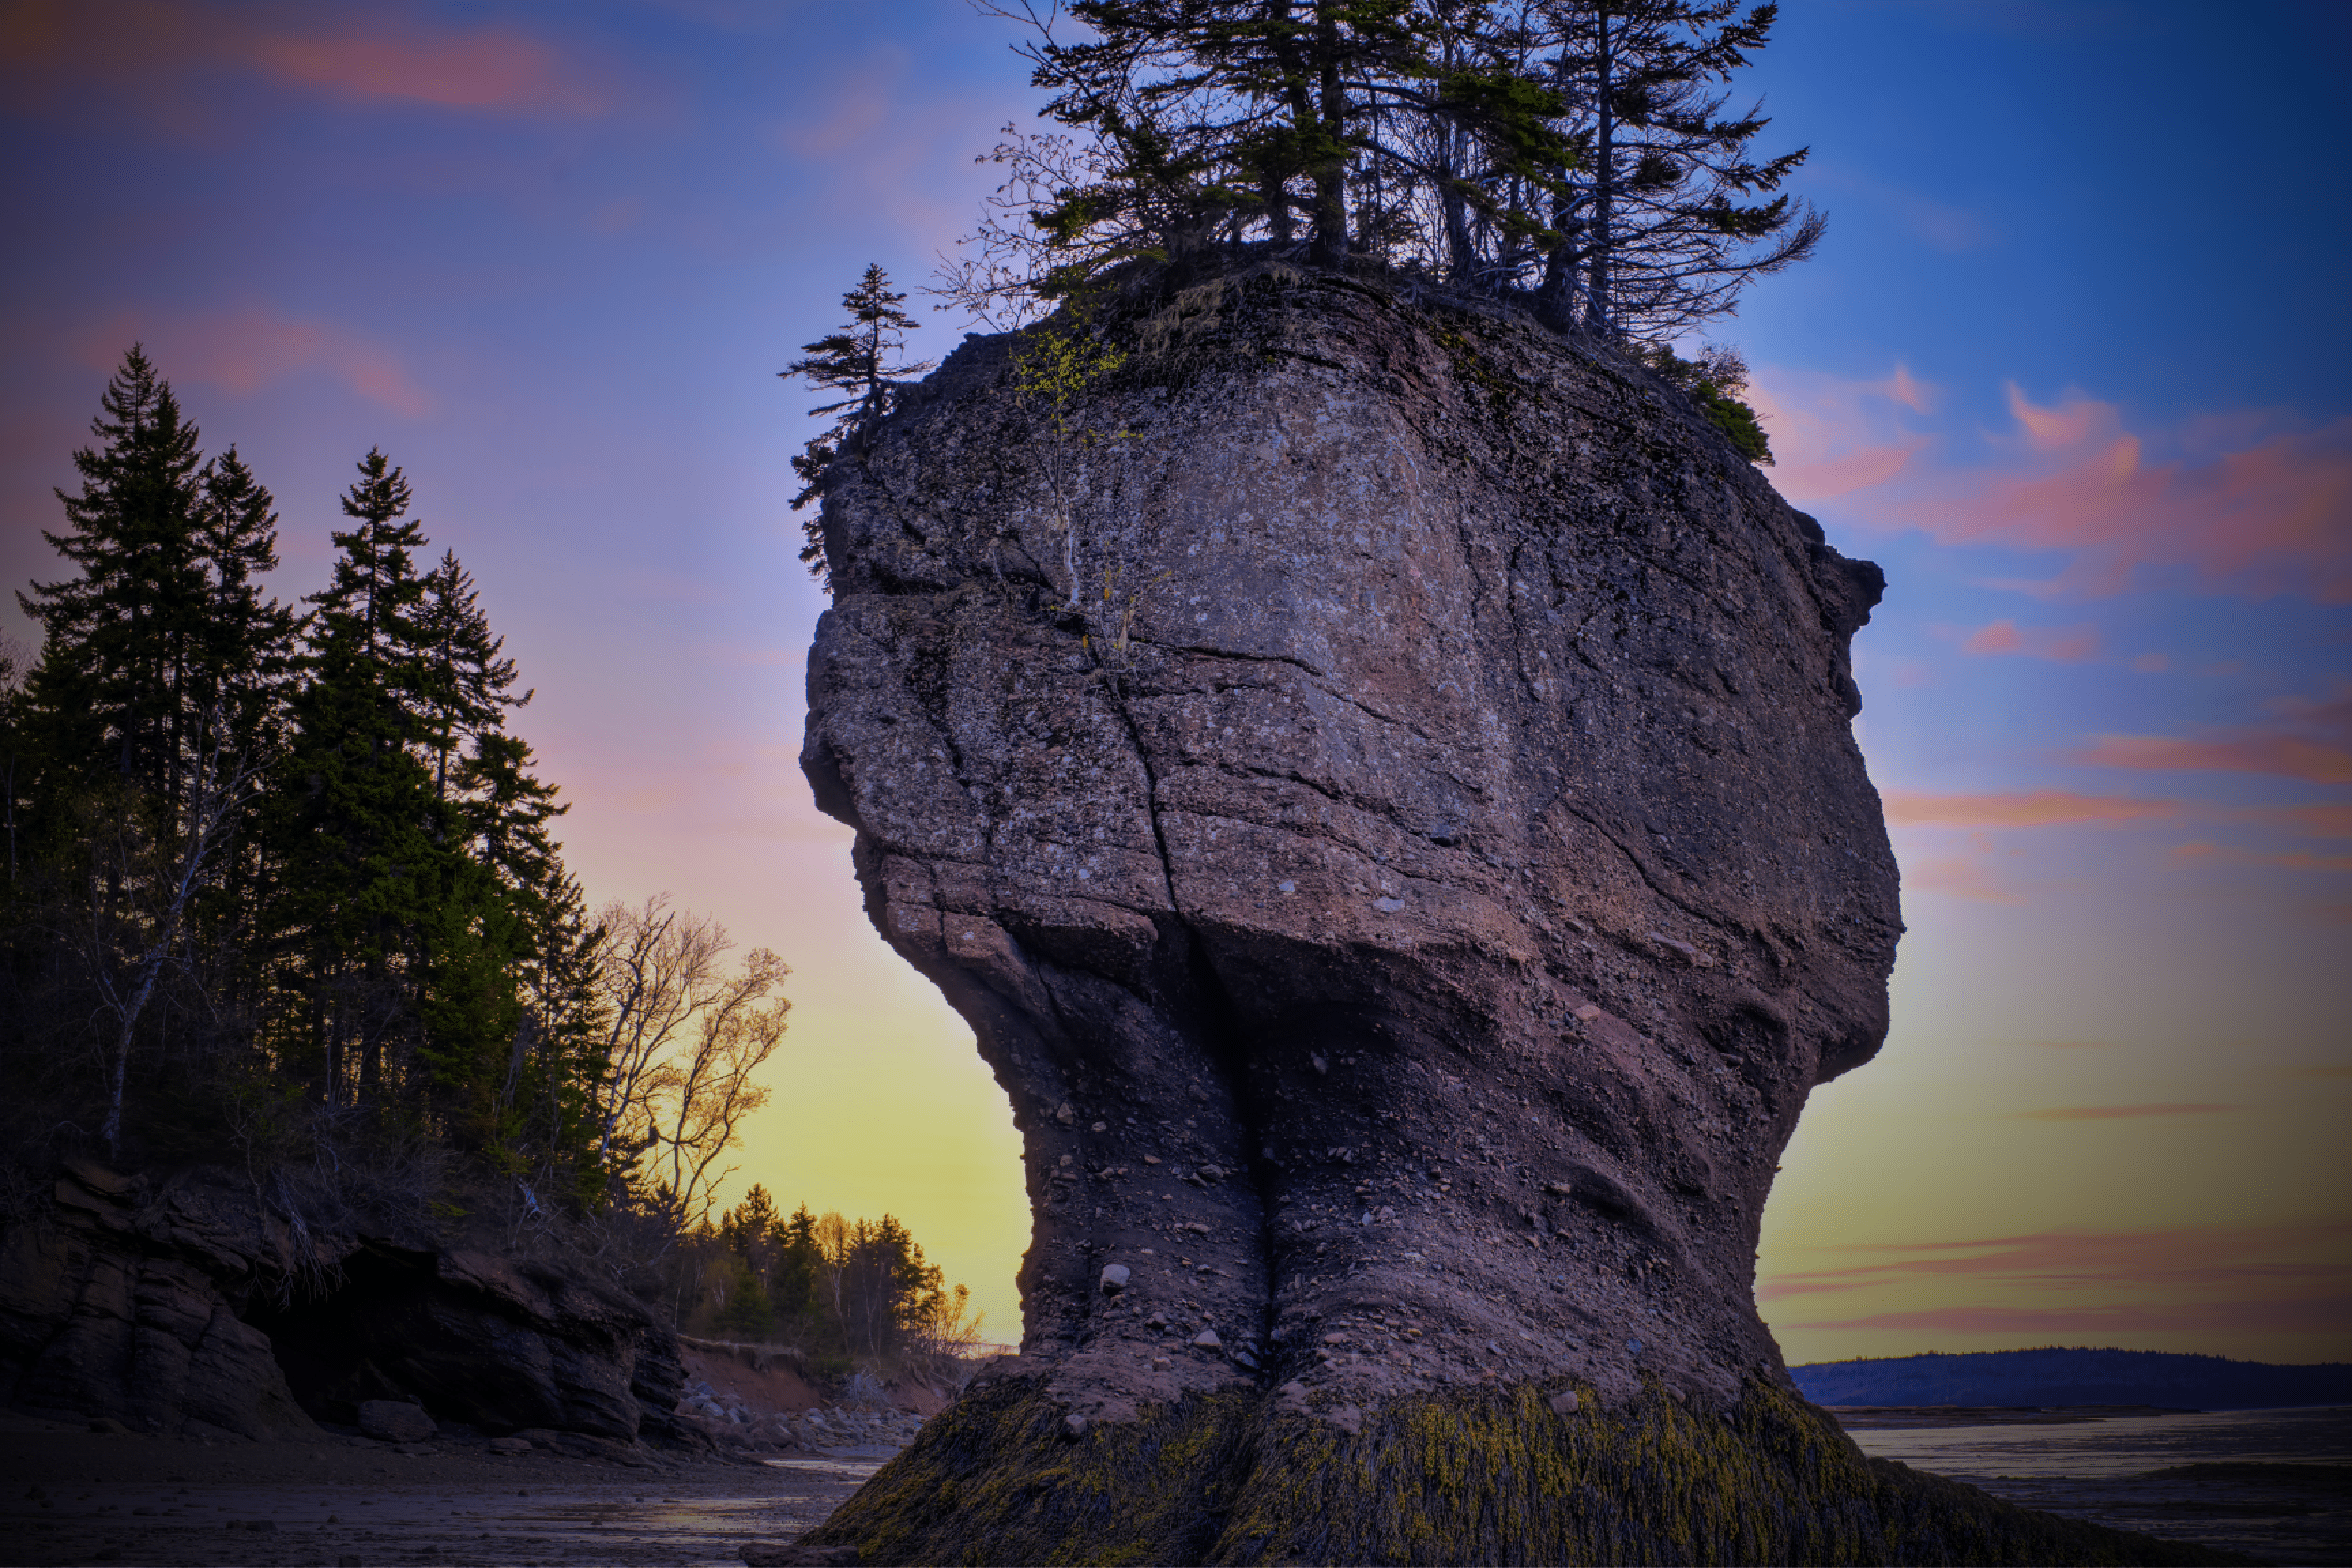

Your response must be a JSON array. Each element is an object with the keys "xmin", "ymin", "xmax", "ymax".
[{"xmin": 3, "ymin": 0, "xmax": 2344, "ymax": 1362}]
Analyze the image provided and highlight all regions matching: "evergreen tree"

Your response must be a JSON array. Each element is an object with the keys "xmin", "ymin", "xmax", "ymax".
[
  {"xmin": 954, "ymin": 1, "xmax": 1819, "ymax": 347},
  {"xmin": 1533, "ymin": 0, "xmax": 1822, "ymax": 339},
  {"xmin": 18, "ymin": 345, "xmax": 209, "ymax": 812},
  {"xmin": 268, "ymin": 449, "xmax": 448, "ymax": 1115},
  {"xmin": 184, "ymin": 448, "xmax": 300, "ymax": 981},
  {"xmin": 781, "ymin": 265, "xmax": 932, "ymax": 588},
  {"xmin": 771, "ymin": 1202, "xmax": 827, "ymax": 1323},
  {"xmin": 0, "ymin": 638, "xmax": 26, "ymax": 889},
  {"xmin": 501, "ymin": 864, "xmax": 611, "ymax": 1203},
  {"xmin": 1, "ymin": 364, "xmax": 655, "ymax": 1215},
  {"xmin": 7, "ymin": 352, "xmax": 303, "ymax": 1157},
  {"xmin": 417, "ymin": 551, "xmax": 526, "ymax": 800},
  {"xmin": 996, "ymin": 0, "xmax": 1438, "ymax": 283}
]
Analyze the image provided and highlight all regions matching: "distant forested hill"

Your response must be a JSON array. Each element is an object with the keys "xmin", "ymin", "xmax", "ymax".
[{"xmin": 1791, "ymin": 1348, "xmax": 2352, "ymax": 1409}]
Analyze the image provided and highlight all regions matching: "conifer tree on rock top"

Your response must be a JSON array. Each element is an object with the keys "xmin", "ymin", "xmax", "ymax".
[{"xmin": 783, "ymin": 264, "xmax": 934, "ymax": 587}]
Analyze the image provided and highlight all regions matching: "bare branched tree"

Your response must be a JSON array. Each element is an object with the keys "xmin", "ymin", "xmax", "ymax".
[
  {"xmin": 81, "ymin": 705, "xmax": 262, "ymax": 1158},
  {"xmin": 590, "ymin": 894, "xmax": 790, "ymax": 1228}
]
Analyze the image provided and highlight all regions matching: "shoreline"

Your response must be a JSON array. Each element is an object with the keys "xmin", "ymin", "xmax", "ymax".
[{"xmin": 0, "ymin": 1412, "xmax": 877, "ymax": 1567}]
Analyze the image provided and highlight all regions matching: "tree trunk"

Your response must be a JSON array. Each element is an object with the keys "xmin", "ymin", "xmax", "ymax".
[
  {"xmin": 1588, "ymin": 7, "xmax": 1616, "ymax": 336},
  {"xmin": 1306, "ymin": 2, "xmax": 1349, "ymax": 270},
  {"xmin": 1440, "ymin": 125, "xmax": 1476, "ymax": 282}
]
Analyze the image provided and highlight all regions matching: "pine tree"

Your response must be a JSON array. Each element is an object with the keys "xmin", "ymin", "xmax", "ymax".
[
  {"xmin": 189, "ymin": 447, "xmax": 299, "ymax": 768},
  {"xmin": 1008, "ymin": 1, "xmax": 1433, "ymax": 277},
  {"xmin": 18, "ymin": 344, "xmax": 209, "ymax": 811},
  {"xmin": 8, "ymin": 351, "xmax": 302, "ymax": 1156},
  {"xmin": 513, "ymin": 866, "xmax": 612, "ymax": 1203},
  {"xmin": 183, "ymin": 447, "xmax": 300, "ymax": 990},
  {"xmin": 1534, "ymin": 0, "xmax": 1822, "ymax": 339},
  {"xmin": 268, "ymin": 449, "xmax": 448, "ymax": 1115},
  {"xmin": 0, "ymin": 639, "xmax": 26, "ymax": 889},
  {"xmin": 955, "ymin": 1, "xmax": 1819, "ymax": 346},
  {"xmin": 781, "ymin": 265, "xmax": 932, "ymax": 589},
  {"xmin": 417, "ymin": 551, "xmax": 526, "ymax": 800}
]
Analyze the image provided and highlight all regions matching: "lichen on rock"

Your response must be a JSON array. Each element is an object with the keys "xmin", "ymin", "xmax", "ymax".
[{"xmin": 796, "ymin": 267, "xmax": 2219, "ymax": 1564}]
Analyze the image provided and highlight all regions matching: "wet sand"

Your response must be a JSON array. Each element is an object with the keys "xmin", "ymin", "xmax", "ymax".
[
  {"xmin": 1848, "ymin": 1404, "xmax": 2352, "ymax": 1565},
  {"xmin": 0, "ymin": 1415, "xmax": 874, "ymax": 1567},
  {"xmin": 11, "ymin": 1404, "xmax": 2341, "ymax": 1565}
]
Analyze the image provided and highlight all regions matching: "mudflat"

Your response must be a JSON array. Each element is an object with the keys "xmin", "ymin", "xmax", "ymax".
[
  {"xmin": 0, "ymin": 1414, "xmax": 870, "ymax": 1567},
  {"xmin": 1830, "ymin": 1403, "xmax": 2203, "ymax": 1430}
]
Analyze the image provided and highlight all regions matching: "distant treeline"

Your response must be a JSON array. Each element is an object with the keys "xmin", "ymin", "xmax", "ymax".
[
  {"xmin": 680, "ymin": 1184, "xmax": 982, "ymax": 1377},
  {"xmin": 1792, "ymin": 1347, "xmax": 2352, "ymax": 1410},
  {"xmin": 0, "ymin": 347, "xmax": 782, "ymax": 1240}
]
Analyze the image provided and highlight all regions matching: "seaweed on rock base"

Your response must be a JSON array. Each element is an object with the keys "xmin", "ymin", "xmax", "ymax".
[{"xmin": 803, "ymin": 1374, "xmax": 2246, "ymax": 1566}]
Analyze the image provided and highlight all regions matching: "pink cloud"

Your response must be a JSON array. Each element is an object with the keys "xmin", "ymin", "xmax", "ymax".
[
  {"xmin": 1958, "ymin": 618, "xmax": 2100, "ymax": 661},
  {"xmin": 1789, "ymin": 1295, "xmax": 2352, "ymax": 1338},
  {"xmin": 1900, "ymin": 852, "xmax": 2022, "ymax": 904},
  {"xmin": 1883, "ymin": 790, "xmax": 2175, "ymax": 828},
  {"xmin": 2074, "ymin": 683, "xmax": 2352, "ymax": 785},
  {"xmin": 0, "ymin": 2, "xmax": 619, "ymax": 122},
  {"xmin": 2085, "ymin": 735, "xmax": 2352, "ymax": 784},
  {"xmin": 243, "ymin": 26, "xmax": 612, "ymax": 116},
  {"xmin": 242, "ymin": 25, "xmax": 612, "ymax": 116},
  {"xmin": 1761, "ymin": 1223, "xmax": 2352, "ymax": 1304},
  {"xmin": 1753, "ymin": 371, "xmax": 2352, "ymax": 602},
  {"xmin": 76, "ymin": 306, "xmax": 434, "ymax": 419},
  {"xmin": 2005, "ymin": 382, "xmax": 2106, "ymax": 451},
  {"xmin": 2171, "ymin": 842, "xmax": 2352, "ymax": 875},
  {"xmin": 2242, "ymin": 802, "xmax": 2352, "ymax": 838},
  {"xmin": 771, "ymin": 48, "xmax": 906, "ymax": 159},
  {"xmin": 1743, "ymin": 370, "xmax": 1931, "ymax": 504}
]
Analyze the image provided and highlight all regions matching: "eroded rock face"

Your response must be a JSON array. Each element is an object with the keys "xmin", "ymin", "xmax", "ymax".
[
  {"xmin": 0, "ymin": 1161, "xmax": 319, "ymax": 1439},
  {"xmin": 803, "ymin": 267, "xmax": 1900, "ymax": 1428},
  {"xmin": 0, "ymin": 1160, "xmax": 687, "ymax": 1446}
]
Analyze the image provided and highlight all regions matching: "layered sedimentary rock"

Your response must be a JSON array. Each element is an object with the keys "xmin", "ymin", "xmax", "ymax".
[
  {"xmin": 0, "ymin": 1159, "xmax": 686, "ymax": 1447},
  {"xmin": 806, "ymin": 265, "xmax": 1895, "ymax": 1405},
  {"xmin": 794, "ymin": 269, "xmax": 2223, "ymax": 1564}
]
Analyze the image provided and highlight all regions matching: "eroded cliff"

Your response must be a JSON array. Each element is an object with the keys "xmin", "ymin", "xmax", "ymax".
[{"xmin": 795, "ymin": 268, "xmax": 2211, "ymax": 1564}]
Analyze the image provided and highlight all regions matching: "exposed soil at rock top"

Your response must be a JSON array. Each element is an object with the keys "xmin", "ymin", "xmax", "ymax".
[{"xmin": 803, "ymin": 264, "xmax": 1899, "ymax": 1422}]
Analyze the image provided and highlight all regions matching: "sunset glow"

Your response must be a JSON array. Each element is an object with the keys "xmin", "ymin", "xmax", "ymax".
[{"xmin": 3, "ymin": 0, "xmax": 2343, "ymax": 1367}]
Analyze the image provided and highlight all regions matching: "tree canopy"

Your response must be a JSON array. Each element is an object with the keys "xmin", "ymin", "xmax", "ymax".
[
  {"xmin": 949, "ymin": 0, "xmax": 1821, "ymax": 343},
  {"xmin": 3, "ymin": 347, "xmax": 787, "ymax": 1238},
  {"xmin": 782, "ymin": 264, "xmax": 934, "ymax": 587}
]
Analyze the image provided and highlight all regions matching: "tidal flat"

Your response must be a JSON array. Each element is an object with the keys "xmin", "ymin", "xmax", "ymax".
[
  {"xmin": 6, "ymin": 1404, "xmax": 2342, "ymax": 1565},
  {"xmin": 1850, "ymin": 1404, "xmax": 2352, "ymax": 1565},
  {"xmin": 0, "ymin": 1412, "xmax": 883, "ymax": 1567}
]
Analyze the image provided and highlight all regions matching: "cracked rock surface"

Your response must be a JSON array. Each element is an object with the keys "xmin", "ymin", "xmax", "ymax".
[
  {"xmin": 802, "ymin": 266, "xmax": 1900, "ymax": 1454},
  {"xmin": 0, "ymin": 1160, "xmax": 689, "ymax": 1449}
]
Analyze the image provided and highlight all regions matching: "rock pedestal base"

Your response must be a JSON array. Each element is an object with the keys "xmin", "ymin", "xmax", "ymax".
[{"xmin": 805, "ymin": 1373, "xmax": 2230, "ymax": 1565}]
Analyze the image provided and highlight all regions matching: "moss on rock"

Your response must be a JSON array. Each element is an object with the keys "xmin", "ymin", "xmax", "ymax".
[{"xmin": 804, "ymin": 1374, "xmax": 2244, "ymax": 1566}]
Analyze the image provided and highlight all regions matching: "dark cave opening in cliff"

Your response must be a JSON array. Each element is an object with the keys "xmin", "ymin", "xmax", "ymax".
[{"xmin": 244, "ymin": 1245, "xmax": 527, "ymax": 1431}]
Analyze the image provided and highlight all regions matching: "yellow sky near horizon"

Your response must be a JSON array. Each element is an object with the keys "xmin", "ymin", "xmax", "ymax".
[{"xmin": 548, "ymin": 720, "xmax": 2349, "ymax": 1370}]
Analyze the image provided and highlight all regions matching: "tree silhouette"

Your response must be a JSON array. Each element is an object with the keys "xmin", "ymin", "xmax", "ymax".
[{"xmin": 782, "ymin": 265, "xmax": 934, "ymax": 589}]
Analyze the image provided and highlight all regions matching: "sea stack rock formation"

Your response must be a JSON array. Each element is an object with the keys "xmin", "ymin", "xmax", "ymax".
[{"xmin": 797, "ymin": 269, "xmax": 2198, "ymax": 1565}]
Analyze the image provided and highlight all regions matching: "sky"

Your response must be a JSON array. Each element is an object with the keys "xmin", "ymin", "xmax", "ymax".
[{"xmin": 2, "ymin": 0, "xmax": 2344, "ymax": 1368}]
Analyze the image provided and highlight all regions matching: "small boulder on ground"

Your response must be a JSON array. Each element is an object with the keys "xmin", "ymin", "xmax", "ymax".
[{"xmin": 357, "ymin": 1400, "xmax": 436, "ymax": 1443}]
